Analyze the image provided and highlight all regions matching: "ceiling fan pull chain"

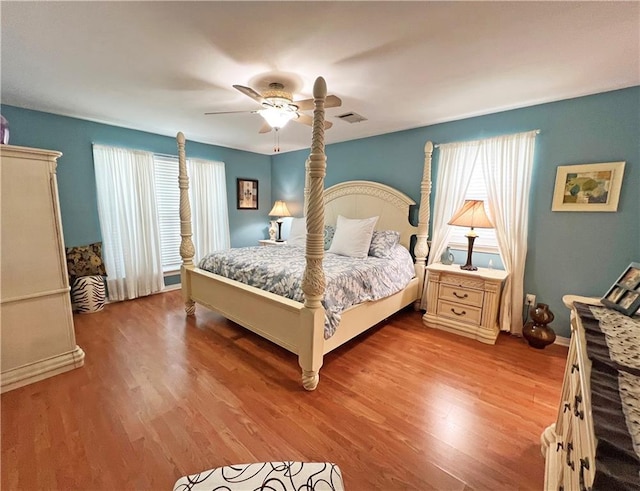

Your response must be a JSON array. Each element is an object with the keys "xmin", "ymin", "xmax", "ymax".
[{"xmin": 274, "ymin": 128, "xmax": 281, "ymax": 153}]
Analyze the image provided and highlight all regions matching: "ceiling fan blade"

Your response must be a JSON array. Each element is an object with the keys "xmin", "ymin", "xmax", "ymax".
[
  {"xmin": 294, "ymin": 113, "xmax": 333, "ymax": 130},
  {"xmin": 293, "ymin": 98, "xmax": 313, "ymax": 111},
  {"xmin": 325, "ymin": 95, "xmax": 342, "ymax": 108},
  {"xmin": 204, "ymin": 110, "xmax": 258, "ymax": 115},
  {"xmin": 258, "ymin": 122, "xmax": 272, "ymax": 134},
  {"xmin": 233, "ymin": 85, "xmax": 264, "ymax": 104},
  {"xmin": 293, "ymin": 94, "xmax": 342, "ymax": 111}
]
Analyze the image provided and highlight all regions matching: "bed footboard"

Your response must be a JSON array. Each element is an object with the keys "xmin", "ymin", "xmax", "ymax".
[{"xmin": 186, "ymin": 267, "xmax": 325, "ymax": 390}]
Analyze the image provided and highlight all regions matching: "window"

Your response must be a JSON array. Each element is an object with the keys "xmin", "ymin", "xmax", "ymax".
[
  {"xmin": 447, "ymin": 161, "xmax": 499, "ymax": 253},
  {"xmin": 153, "ymin": 155, "xmax": 182, "ymax": 273},
  {"xmin": 153, "ymin": 155, "xmax": 230, "ymax": 273}
]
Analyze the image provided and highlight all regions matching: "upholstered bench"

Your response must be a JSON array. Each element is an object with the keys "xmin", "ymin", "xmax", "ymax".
[{"xmin": 173, "ymin": 461, "xmax": 345, "ymax": 490}]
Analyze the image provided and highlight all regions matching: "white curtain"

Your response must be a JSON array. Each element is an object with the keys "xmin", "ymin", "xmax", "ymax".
[
  {"xmin": 188, "ymin": 158, "xmax": 231, "ymax": 262},
  {"xmin": 422, "ymin": 141, "xmax": 479, "ymax": 309},
  {"xmin": 481, "ymin": 130, "xmax": 537, "ymax": 334},
  {"xmin": 93, "ymin": 145, "xmax": 164, "ymax": 301}
]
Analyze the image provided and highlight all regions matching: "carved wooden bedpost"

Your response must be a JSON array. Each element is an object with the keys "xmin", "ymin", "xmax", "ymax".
[
  {"xmin": 303, "ymin": 157, "xmax": 310, "ymax": 216},
  {"xmin": 299, "ymin": 77, "xmax": 328, "ymax": 390},
  {"xmin": 413, "ymin": 141, "xmax": 433, "ymax": 309},
  {"xmin": 177, "ymin": 132, "xmax": 196, "ymax": 315}
]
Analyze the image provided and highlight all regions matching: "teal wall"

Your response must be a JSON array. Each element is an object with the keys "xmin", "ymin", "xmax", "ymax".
[
  {"xmin": 272, "ymin": 87, "xmax": 640, "ymax": 337},
  {"xmin": 0, "ymin": 106, "xmax": 272, "ymax": 248},
  {"xmin": 3, "ymin": 87, "xmax": 638, "ymax": 337}
]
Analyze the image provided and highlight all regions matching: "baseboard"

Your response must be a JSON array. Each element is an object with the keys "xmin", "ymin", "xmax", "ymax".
[
  {"xmin": 554, "ymin": 335, "xmax": 570, "ymax": 347},
  {"xmin": 1, "ymin": 346, "xmax": 85, "ymax": 393}
]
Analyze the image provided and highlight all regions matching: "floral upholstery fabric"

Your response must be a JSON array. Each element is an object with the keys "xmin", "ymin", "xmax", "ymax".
[{"xmin": 65, "ymin": 242, "xmax": 107, "ymax": 284}]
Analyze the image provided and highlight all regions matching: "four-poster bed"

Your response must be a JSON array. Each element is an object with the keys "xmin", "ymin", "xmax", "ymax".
[{"xmin": 176, "ymin": 77, "xmax": 433, "ymax": 390}]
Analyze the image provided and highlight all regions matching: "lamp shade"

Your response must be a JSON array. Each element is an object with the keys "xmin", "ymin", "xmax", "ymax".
[
  {"xmin": 448, "ymin": 200, "xmax": 493, "ymax": 229},
  {"xmin": 258, "ymin": 107, "xmax": 297, "ymax": 129},
  {"xmin": 268, "ymin": 200, "xmax": 291, "ymax": 218}
]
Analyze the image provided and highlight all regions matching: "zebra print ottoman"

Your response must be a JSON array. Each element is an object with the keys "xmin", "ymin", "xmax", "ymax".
[
  {"xmin": 71, "ymin": 275, "xmax": 106, "ymax": 313},
  {"xmin": 173, "ymin": 462, "xmax": 345, "ymax": 491}
]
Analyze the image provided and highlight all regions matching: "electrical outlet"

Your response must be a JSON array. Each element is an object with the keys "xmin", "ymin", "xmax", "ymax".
[{"xmin": 526, "ymin": 293, "xmax": 536, "ymax": 306}]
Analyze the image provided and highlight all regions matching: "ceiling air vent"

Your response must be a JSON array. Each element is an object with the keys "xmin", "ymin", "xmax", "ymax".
[{"xmin": 336, "ymin": 112, "xmax": 367, "ymax": 124}]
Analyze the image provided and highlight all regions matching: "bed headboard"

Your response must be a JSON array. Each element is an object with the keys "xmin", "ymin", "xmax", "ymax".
[{"xmin": 323, "ymin": 180, "xmax": 417, "ymax": 250}]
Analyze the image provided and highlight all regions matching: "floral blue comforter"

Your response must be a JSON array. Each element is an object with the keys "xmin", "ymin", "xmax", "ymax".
[{"xmin": 198, "ymin": 245, "xmax": 415, "ymax": 339}]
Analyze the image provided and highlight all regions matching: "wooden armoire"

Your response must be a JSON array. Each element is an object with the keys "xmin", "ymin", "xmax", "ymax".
[{"xmin": 1, "ymin": 144, "xmax": 85, "ymax": 392}]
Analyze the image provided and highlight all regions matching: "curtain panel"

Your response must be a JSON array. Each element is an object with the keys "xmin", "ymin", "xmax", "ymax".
[
  {"xmin": 188, "ymin": 158, "xmax": 231, "ymax": 262},
  {"xmin": 93, "ymin": 145, "xmax": 164, "ymax": 301}
]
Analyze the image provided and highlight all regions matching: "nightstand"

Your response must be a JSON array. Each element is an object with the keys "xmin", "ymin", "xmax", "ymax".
[
  {"xmin": 422, "ymin": 263, "xmax": 508, "ymax": 344},
  {"xmin": 258, "ymin": 239, "xmax": 287, "ymax": 246}
]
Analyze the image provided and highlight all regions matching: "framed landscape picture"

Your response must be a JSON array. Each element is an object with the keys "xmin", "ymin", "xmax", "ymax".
[
  {"xmin": 237, "ymin": 178, "xmax": 258, "ymax": 210},
  {"xmin": 551, "ymin": 161, "xmax": 625, "ymax": 212},
  {"xmin": 602, "ymin": 262, "xmax": 640, "ymax": 316}
]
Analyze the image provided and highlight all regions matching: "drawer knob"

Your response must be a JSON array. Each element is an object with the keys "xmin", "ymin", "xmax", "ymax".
[
  {"xmin": 453, "ymin": 291, "xmax": 468, "ymax": 299},
  {"xmin": 451, "ymin": 308, "xmax": 466, "ymax": 316}
]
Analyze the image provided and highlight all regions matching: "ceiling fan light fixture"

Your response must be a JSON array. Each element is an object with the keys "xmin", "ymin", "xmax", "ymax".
[{"xmin": 258, "ymin": 107, "xmax": 297, "ymax": 129}]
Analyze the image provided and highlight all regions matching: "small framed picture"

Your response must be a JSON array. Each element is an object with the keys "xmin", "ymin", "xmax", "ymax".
[
  {"xmin": 619, "ymin": 291, "xmax": 640, "ymax": 310},
  {"xmin": 620, "ymin": 267, "xmax": 640, "ymax": 289},
  {"xmin": 602, "ymin": 262, "xmax": 640, "ymax": 316},
  {"xmin": 606, "ymin": 286, "xmax": 625, "ymax": 303},
  {"xmin": 237, "ymin": 178, "xmax": 258, "ymax": 210}
]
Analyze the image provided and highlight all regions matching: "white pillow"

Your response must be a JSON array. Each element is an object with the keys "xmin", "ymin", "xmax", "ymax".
[
  {"xmin": 328, "ymin": 215, "xmax": 378, "ymax": 258},
  {"xmin": 287, "ymin": 217, "xmax": 306, "ymax": 246}
]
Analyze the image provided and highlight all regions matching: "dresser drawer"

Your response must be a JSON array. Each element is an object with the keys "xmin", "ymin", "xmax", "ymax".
[
  {"xmin": 440, "ymin": 273, "xmax": 485, "ymax": 291},
  {"xmin": 437, "ymin": 300, "xmax": 482, "ymax": 325},
  {"xmin": 439, "ymin": 284, "xmax": 483, "ymax": 307}
]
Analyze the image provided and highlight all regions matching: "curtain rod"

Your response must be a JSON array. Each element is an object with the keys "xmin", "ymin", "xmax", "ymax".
[
  {"xmin": 433, "ymin": 129, "xmax": 541, "ymax": 148},
  {"xmin": 91, "ymin": 143, "xmax": 178, "ymax": 159}
]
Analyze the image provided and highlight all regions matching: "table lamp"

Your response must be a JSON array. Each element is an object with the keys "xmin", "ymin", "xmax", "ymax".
[
  {"xmin": 268, "ymin": 200, "xmax": 291, "ymax": 242},
  {"xmin": 447, "ymin": 200, "xmax": 494, "ymax": 271}
]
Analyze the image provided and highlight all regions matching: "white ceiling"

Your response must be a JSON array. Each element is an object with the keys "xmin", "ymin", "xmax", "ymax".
[{"xmin": 2, "ymin": 2, "xmax": 638, "ymax": 155}]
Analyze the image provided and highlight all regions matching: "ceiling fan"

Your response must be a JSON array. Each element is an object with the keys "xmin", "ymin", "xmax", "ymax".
[{"xmin": 205, "ymin": 82, "xmax": 342, "ymax": 134}]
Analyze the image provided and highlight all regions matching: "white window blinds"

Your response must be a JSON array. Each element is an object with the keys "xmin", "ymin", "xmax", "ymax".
[{"xmin": 153, "ymin": 155, "xmax": 182, "ymax": 272}]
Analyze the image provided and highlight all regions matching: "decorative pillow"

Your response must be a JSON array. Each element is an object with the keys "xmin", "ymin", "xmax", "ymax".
[
  {"xmin": 65, "ymin": 242, "xmax": 107, "ymax": 282},
  {"xmin": 328, "ymin": 215, "xmax": 378, "ymax": 259},
  {"xmin": 369, "ymin": 230, "xmax": 401, "ymax": 258},
  {"xmin": 323, "ymin": 225, "xmax": 335, "ymax": 250},
  {"xmin": 287, "ymin": 217, "xmax": 306, "ymax": 246},
  {"xmin": 288, "ymin": 219, "xmax": 336, "ymax": 251}
]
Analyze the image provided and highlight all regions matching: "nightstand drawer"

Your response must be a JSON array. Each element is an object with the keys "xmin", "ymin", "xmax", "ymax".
[
  {"xmin": 440, "ymin": 273, "xmax": 485, "ymax": 290},
  {"xmin": 439, "ymin": 284, "xmax": 483, "ymax": 307},
  {"xmin": 437, "ymin": 299, "xmax": 482, "ymax": 325}
]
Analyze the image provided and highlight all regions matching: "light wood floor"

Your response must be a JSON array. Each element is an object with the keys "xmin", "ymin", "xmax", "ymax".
[{"xmin": 1, "ymin": 290, "xmax": 568, "ymax": 490}]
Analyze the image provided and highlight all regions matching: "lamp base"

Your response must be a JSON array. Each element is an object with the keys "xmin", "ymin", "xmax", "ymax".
[
  {"xmin": 460, "ymin": 233, "xmax": 477, "ymax": 271},
  {"xmin": 275, "ymin": 219, "xmax": 284, "ymax": 242}
]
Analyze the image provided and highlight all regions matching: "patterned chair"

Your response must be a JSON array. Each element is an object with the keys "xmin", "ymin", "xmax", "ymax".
[{"xmin": 65, "ymin": 242, "xmax": 107, "ymax": 313}]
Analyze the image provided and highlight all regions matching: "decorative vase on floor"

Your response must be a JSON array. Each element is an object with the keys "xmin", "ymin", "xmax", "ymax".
[{"xmin": 523, "ymin": 302, "xmax": 556, "ymax": 349}]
